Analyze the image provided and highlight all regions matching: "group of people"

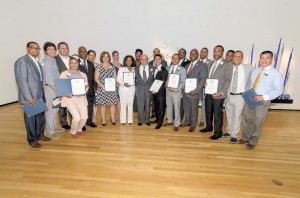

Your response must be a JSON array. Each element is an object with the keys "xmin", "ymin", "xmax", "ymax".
[{"xmin": 14, "ymin": 41, "xmax": 284, "ymax": 150}]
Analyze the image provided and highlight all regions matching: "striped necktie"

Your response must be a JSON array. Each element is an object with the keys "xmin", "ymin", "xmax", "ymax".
[
  {"xmin": 231, "ymin": 66, "xmax": 238, "ymax": 93},
  {"xmin": 187, "ymin": 63, "xmax": 194, "ymax": 75}
]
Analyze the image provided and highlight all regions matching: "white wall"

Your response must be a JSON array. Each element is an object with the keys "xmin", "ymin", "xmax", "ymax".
[{"xmin": 1, "ymin": 0, "xmax": 299, "ymax": 109}]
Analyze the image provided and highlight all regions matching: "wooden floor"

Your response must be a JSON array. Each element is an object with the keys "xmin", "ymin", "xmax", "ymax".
[{"xmin": 0, "ymin": 104, "xmax": 299, "ymax": 198}]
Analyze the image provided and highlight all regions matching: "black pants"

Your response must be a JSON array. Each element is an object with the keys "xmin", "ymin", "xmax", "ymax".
[
  {"xmin": 59, "ymin": 107, "xmax": 72, "ymax": 126},
  {"xmin": 205, "ymin": 94, "xmax": 225, "ymax": 136},
  {"xmin": 154, "ymin": 95, "xmax": 166, "ymax": 125},
  {"xmin": 86, "ymin": 89, "xmax": 94, "ymax": 124},
  {"xmin": 24, "ymin": 112, "xmax": 46, "ymax": 143}
]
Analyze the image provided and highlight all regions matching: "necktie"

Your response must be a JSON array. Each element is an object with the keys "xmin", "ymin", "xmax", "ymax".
[
  {"xmin": 231, "ymin": 66, "xmax": 238, "ymax": 93},
  {"xmin": 187, "ymin": 63, "xmax": 194, "ymax": 75},
  {"xmin": 170, "ymin": 66, "xmax": 175, "ymax": 74},
  {"xmin": 143, "ymin": 67, "xmax": 147, "ymax": 82},
  {"xmin": 252, "ymin": 68, "xmax": 264, "ymax": 91},
  {"xmin": 84, "ymin": 61, "xmax": 88, "ymax": 72},
  {"xmin": 209, "ymin": 61, "xmax": 218, "ymax": 78}
]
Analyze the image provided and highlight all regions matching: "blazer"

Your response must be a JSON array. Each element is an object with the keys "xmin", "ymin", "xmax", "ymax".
[
  {"xmin": 41, "ymin": 55, "xmax": 60, "ymax": 86},
  {"xmin": 149, "ymin": 60, "xmax": 168, "ymax": 68},
  {"xmin": 184, "ymin": 60, "xmax": 208, "ymax": 100},
  {"xmin": 14, "ymin": 54, "xmax": 44, "ymax": 104},
  {"xmin": 201, "ymin": 58, "xmax": 212, "ymax": 66},
  {"xmin": 207, "ymin": 58, "xmax": 233, "ymax": 99},
  {"xmin": 180, "ymin": 58, "xmax": 191, "ymax": 68},
  {"xmin": 135, "ymin": 65, "xmax": 154, "ymax": 97},
  {"xmin": 153, "ymin": 66, "xmax": 168, "ymax": 97},
  {"xmin": 79, "ymin": 59, "xmax": 96, "ymax": 95},
  {"xmin": 55, "ymin": 55, "xmax": 71, "ymax": 74},
  {"xmin": 166, "ymin": 65, "xmax": 186, "ymax": 99}
]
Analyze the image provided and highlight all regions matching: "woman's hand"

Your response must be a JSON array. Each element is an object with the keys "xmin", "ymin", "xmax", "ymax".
[{"xmin": 124, "ymin": 83, "xmax": 130, "ymax": 87}]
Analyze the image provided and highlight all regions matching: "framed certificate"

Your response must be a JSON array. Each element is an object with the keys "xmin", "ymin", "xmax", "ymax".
[
  {"xmin": 71, "ymin": 78, "xmax": 85, "ymax": 95},
  {"xmin": 123, "ymin": 72, "xmax": 134, "ymax": 86},
  {"xmin": 150, "ymin": 80, "xmax": 164, "ymax": 92},
  {"xmin": 185, "ymin": 78, "xmax": 197, "ymax": 93},
  {"xmin": 105, "ymin": 77, "xmax": 116, "ymax": 91},
  {"xmin": 168, "ymin": 74, "xmax": 180, "ymax": 88},
  {"xmin": 205, "ymin": 79, "xmax": 218, "ymax": 94}
]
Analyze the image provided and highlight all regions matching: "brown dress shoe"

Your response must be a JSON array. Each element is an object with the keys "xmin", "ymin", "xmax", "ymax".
[
  {"xmin": 246, "ymin": 143, "xmax": 255, "ymax": 150},
  {"xmin": 39, "ymin": 136, "xmax": 51, "ymax": 141},
  {"xmin": 174, "ymin": 127, "xmax": 179, "ymax": 131},
  {"xmin": 189, "ymin": 127, "xmax": 195, "ymax": 132},
  {"xmin": 180, "ymin": 123, "xmax": 190, "ymax": 127},
  {"xmin": 163, "ymin": 123, "xmax": 173, "ymax": 127},
  {"xmin": 237, "ymin": 139, "xmax": 249, "ymax": 144},
  {"xmin": 29, "ymin": 141, "xmax": 41, "ymax": 148}
]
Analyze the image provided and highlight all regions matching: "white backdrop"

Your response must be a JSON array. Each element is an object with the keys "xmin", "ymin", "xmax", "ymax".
[{"xmin": 1, "ymin": 0, "xmax": 299, "ymax": 109}]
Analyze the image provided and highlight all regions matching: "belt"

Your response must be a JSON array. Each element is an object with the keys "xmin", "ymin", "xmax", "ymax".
[{"xmin": 230, "ymin": 92, "xmax": 243, "ymax": 95}]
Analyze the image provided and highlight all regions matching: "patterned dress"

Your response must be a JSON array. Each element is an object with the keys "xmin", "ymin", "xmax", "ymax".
[{"xmin": 95, "ymin": 64, "xmax": 118, "ymax": 105}]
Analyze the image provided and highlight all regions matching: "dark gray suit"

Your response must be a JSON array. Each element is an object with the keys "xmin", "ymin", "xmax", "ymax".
[
  {"xmin": 135, "ymin": 65, "xmax": 154, "ymax": 123},
  {"xmin": 183, "ymin": 60, "xmax": 208, "ymax": 128},
  {"xmin": 14, "ymin": 54, "xmax": 46, "ymax": 144}
]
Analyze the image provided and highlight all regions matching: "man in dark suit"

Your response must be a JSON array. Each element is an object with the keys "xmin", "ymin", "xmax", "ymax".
[
  {"xmin": 55, "ymin": 42, "xmax": 71, "ymax": 129},
  {"xmin": 78, "ymin": 46, "xmax": 97, "ymax": 129},
  {"xmin": 200, "ymin": 45, "xmax": 233, "ymax": 140},
  {"xmin": 181, "ymin": 49, "xmax": 208, "ymax": 132},
  {"xmin": 150, "ymin": 54, "xmax": 168, "ymax": 129},
  {"xmin": 14, "ymin": 41, "xmax": 51, "ymax": 148}
]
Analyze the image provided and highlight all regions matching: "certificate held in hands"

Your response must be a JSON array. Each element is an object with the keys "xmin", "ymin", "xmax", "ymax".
[
  {"xmin": 150, "ymin": 80, "xmax": 164, "ymax": 93},
  {"xmin": 168, "ymin": 74, "xmax": 180, "ymax": 88},
  {"xmin": 185, "ymin": 78, "xmax": 197, "ymax": 93},
  {"xmin": 123, "ymin": 72, "xmax": 134, "ymax": 86},
  {"xmin": 22, "ymin": 99, "xmax": 47, "ymax": 117},
  {"xmin": 205, "ymin": 79, "xmax": 218, "ymax": 94},
  {"xmin": 242, "ymin": 89, "xmax": 263, "ymax": 109},
  {"xmin": 105, "ymin": 78, "xmax": 116, "ymax": 91},
  {"xmin": 55, "ymin": 78, "xmax": 86, "ymax": 97}
]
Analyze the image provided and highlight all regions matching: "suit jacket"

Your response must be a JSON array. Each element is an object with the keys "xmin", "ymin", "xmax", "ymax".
[
  {"xmin": 14, "ymin": 54, "xmax": 44, "ymax": 104},
  {"xmin": 180, "ymin": 58, "xmax": 191, "ymax": 68},
  {"xmin": 153, "ymin": 66, "xmax": 168, "ymax": 97},
  {"xmin": 79, "ymin": 59, "xmax": 96, "ymax": 95},
  {"xmin": 149, "ymin": 60, "xmax": 168, "ymax": 68},
  {"xmin": 166, "ymin": 65, "xmax": 186, "ymax": 99},
  {"xmin": 55, "ymin": 55, "xmax": 71, "ymax": 74},
  {"xmin": 135, "ymin": 65, "xmax": 155, "ymax": 97},
  {"xmin": 184, "ymin": 60, "xmax": 208, "ymax": 100},
  {"xmin": 201, "ymin": 58, "xmax": 212, "ymax": 67},
  {"xmin": 207, "ymin": 58, "xmax": 233, "ymax": 99}
]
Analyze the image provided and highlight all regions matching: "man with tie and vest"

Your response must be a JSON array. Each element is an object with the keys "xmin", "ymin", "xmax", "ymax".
[
  {"xmin": 135, "ymin": 54, "xmax": 154, "ymax": 126},
  {"xmin": 78, "ymin": 46, "xmax": 97, "ymax": 130},
  {"xmin": 200, "ymin": 45, "xmax": 233, "ymax": 140},
  {"xmin": 223, "ymin": 51, "xmax": 253, "ymax": 144},
  {"xmin": 181, "ymin": 49, "xmax": 208, "ymax": 132},
  {"xmin": 239, "ymin": 51, "xmax": 283, "ymax": 149}
]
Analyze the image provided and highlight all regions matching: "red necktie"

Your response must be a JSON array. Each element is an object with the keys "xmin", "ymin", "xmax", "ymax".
[{"xmin": 187, "ymin": 63, "xmax": 194, "ymax": 75}]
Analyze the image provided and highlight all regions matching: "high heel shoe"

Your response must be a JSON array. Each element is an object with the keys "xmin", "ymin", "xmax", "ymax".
[
  {"xmin": 102, "ymin": 123, "xmax": 106, "ymax": 126},
  {"xmin": 110, "ymin": 118, "xmax": 116, "ymax": 125}
]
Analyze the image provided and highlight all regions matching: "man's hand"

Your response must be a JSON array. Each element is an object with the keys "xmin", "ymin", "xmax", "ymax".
[
  {"xmin": 255, "ymin": 95, "xmax": 265, "ymax": 102},
  {"xmin": 212, "ymin": 92, "xmax": 222, "ymax": 99},
  {"xmin": 28, "ymin": 99, "xmax": 36, "ymax": 106},
  {"xmin": 189, "ymin": 90, "xmax": 197, "ymax": 96},
  {"xmin": 204, "ymin": 82, "xmax": 207, "ymax": 87},
  {"xmin": 151, "ymin": 91, "xmax": 156, "ymax": 95},
  {"xmin": 124, "ymin": 83, "xmax": 130, "ymax": 87},
  {"xmin": 166, "ymin": 80, "xmax": 169, "ymax": 87},
  {"xmin": 168, "ymin": 87, "xmax": 175, "ymax": 92}
]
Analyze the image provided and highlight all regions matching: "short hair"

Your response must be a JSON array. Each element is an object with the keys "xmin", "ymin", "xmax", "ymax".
[
  {"xmin": 226, "ymin": 50, "xmax": 235, "ymax": 54},
  {"xmin": 69, "ymin": 57, "xmax": 78, "ymax": 63},
  {"xmin": 190, "ymin": 48, "xmax": 199, "ymax": 55},
  {"xmin": 123, "ymin": 55, "xmax": 136, "ymax": 67},
  {"xmin": 260, "ymin": 50, "xmax": 273, "ymax": 58},
  {"xmin": 154, "ymin": 54, "xmax": 162, "ymax": 59},
  {"xmin": 201, "ymin": 47, "xmax": 208, "ymax": 52},
  {"xmin": 26, "ymin": 41, "xmax": 38, "ymax": 48},
  {"xmin": 112, "ymin": 50, "xmax": 119, "ymax": 56},
  {"xmin": 234, "ymin": 50, "xmax": 244, "ymax": 57},
  {"xmin": 100, "ymin": 51, "xmax": 111, "ymax": 63},
  {"xmin": 43, "ymin": 42, "xmax": 57, "ymax": 52},
  {"xmin": 135, "ymin": 49, "xmax": 143, "ymax": 54},
  {"xmin": 172, "ymin": 53, "xmax": 180, "ymax": 59},
  {"xmin": 87, "ymin": 50, "xmax": 96, "ymax": 56},
  {"xmin": 178, "ymin": 48, "xmax": 187, "ymax": 54},
  {"xmin": 215, "ymin": 45, "xmax": 224, "ymax": 52},
  {"xmin": 153, "ymin": 48, "xmax": 160, "ymax": 52},
  {"xmin": 58, "ymin": 42, "xmax": 68, "ymax": 49}
]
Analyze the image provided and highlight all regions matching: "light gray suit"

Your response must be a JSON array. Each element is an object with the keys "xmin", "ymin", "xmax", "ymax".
[
  {"xmin": 166, "ymin": 65, "xmax": 186, "ymax": 127},
  {"xmin": 14, "ymin": 54, "xmax": 46, "ymax": 143},
  {"xmin": 183, "ymin": 60, "xmax": 208, "ymax": 128},
  {"xmin": 135, "ymin": 65, "xmax": 154, "ymax": 123}
]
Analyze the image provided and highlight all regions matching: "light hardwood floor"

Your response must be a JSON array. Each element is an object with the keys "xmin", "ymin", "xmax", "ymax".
[{"xmin": 0, "ymin": 104, "xmax": 299, "ymax": 198}]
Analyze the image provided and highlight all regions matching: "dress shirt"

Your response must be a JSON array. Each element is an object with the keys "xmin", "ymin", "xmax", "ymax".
[
  {"xmin": 186, "ymin": 60, "xmax": 198, "ymax": 74},
  {"xmin": 169, "ymin": 64, "xmax": 179, "ymax": 74},
  {"xmin": 139, "ymin": 64, "xmax": 149, "ymax": 79},
  {"xmin": 28, "ymin": 54, "xmax": 42, "ymax": 81},
  {"xmin": 154, "ymin": 64, "xmax": 162, "ymax": 77},
  {"xmin": 230, "ymin": 64, "xmax": 245, "ymax": 93},
  {"xmin": 209, "ymin": 58, "xmax": 222, "ymax": 78},
  {"xmin": 59, "ymin": 54, "xmax": 70, "ymax": 69}
]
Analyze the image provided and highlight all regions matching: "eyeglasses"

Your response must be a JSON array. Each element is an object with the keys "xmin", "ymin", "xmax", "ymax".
[{"xmin": 29, "ymin": 47, "xmax": 41, "ymax": 50}]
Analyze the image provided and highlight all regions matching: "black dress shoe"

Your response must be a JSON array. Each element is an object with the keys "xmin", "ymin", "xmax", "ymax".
[
  {"xmin": 174, "ymin": 127, "xmax": 179, "ymax": 131},
  {"xmin": 189, "ymin": 127, "xmax": 195, "ymax": 132},
  {"xmin": 146, "ymin": 123, "xmax": 151, "ymax": 126},
  {"xmin": 246, "ymin": 143, "xmax": 256, "ymax": 150},
  {"xmin": 150, "ymin": 115, "xmax": 156, "ymax": 118},
  {"xmin": 150, "ymin": 120, "xmax": 158, "ymax": 124},
  {"xmin": 138, "ymin": 123, "xmax": 143, "ymax": 126},
  {"xmin": 110, "ymin": 119, "xmax": 116, "ymax": 125},
  {"xmin": 102, "ymin": 123, "xmax": 107, "ymax": 126},
  {"xmin": 62, "ymin": 124, "xmax": 71, "ymax": 129},
  {"xmin": 82, "ymin": 126, "xmax": 86, "ymax": 131},
  {"xmin": 155, "ymin": 124, "xmax": 162, "ymax": 129},
  {"xmin": 209, "ymin": 134, "xmax": 222, "ymax": 140},
  {"xmin": 200, "ymin": 127, "xmax": 213, "ymax": 133},
  {"xmin": 87, "ymin": 123, "xmax": 97, "ymax": 127}
]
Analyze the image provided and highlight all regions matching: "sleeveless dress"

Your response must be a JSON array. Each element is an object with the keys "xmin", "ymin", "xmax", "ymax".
[{"xmin": 95, "ymin": 64, "xmax": 118, "ymax": 105}]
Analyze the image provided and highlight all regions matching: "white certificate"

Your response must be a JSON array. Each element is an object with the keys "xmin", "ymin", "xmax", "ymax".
[
  {"xmin": 185, "ymin": 78, "xmax": 197, "ymax": 93},
  {"xmin": 123, "ymin": 72, "xmax": 134, "ymax": 86},
  {"xmin": 205, "ymin": 79, "xmax": 219, "ymax": 94},
  {"xmin": 150, "ymin": 80, "xmax": 164, "ymax": 92},
  {"xmin": 105, "ymin": 78, "xmax": 116, "ymax": 91},
  {"xmin": 168, "ymin": 74, "xmax": 180, "ymax": 88},
  {"xmin": 71, "ymin": 78, "xmax": 85, "ymax": 95}
]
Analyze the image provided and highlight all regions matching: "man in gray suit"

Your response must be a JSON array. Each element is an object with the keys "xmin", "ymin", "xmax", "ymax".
[
  {"xmin": 163, "ymin": 54, "xmax": 186, "ymax": 131},
  {"xmin": 55, "ymin": 42, "xmax": 71, "ymax": 130},
  {"xmin": 135, "ymin": 54, "xmax": 154, "ymax": 126},
  {"xmin": 181, "ymin": 49, "xmax": 208, "ymax": 132},
  {"xmin": 223, "ymin": 51, "xmax": 253, "ymax": 143},
  {"xmin": 199, "ymin": 47, "xmax": 212, "ymax": 127},
  {"xmin": 14, "ymin": 42, "xmax": 51, "ymax": 148},
  {"xmin": 200, "ymin": 45, "xmax": 233, "ymax": 140}
]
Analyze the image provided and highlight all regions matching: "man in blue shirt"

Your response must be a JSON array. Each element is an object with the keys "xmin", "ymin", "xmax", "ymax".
[{"xmin": 239, "ymin": 51, "xmax": 283, "ymax": 149}]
